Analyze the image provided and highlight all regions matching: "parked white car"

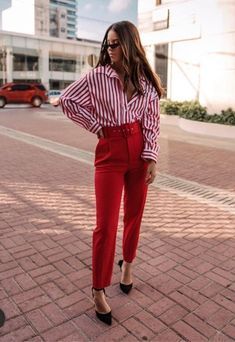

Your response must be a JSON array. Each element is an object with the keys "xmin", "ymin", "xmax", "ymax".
[{"xmin": 47, "ymin": 90, "xmax": 62, "ymax": 103}]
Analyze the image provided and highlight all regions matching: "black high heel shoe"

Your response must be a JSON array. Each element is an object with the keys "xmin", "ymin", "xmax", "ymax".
[
  {"xmin": 118, "ymin": 260, "xmax": 133, "ymax": 294},
  {"xmin": 0, "ymin": 309, "xmax": 6, "ymax": 327},
  {"xmin": 92, "ymin": 288, "xmax": 112, "ymax": 325}
]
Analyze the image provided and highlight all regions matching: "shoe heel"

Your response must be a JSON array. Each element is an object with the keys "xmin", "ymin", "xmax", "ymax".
[
  {"xmin": 118, "ymin": 259, "xmax": 123, "ymax": 269},
  {"xmin": 0, "ymin": 309, "xmax": 6, "ymax": 327},
  {"xmin": 118, "ymin": 260, "xmax": 133, "ymax": 294}
]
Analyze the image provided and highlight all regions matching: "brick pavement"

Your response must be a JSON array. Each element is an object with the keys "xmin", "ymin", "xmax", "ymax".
[
  {"xmin": 0, "ymin": 106, "xmax": 234, "ymax": 191},
  {"xmin": 0, "ymin": 107, "xmax": 235, "ymax": 341}
]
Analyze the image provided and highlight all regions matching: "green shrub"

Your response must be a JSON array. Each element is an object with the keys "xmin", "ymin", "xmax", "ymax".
[
  {"xmin": 160, "ymin": 100, "xmax": 182, "ymax": 116},
  {"xmin": 160, "ymin": 100, "xmax": 235, "ymax": 126},
  {"xmin": 179, "ymin": 101, "xmax": 207, "ymax": 121},
  {"xmin": 219, "ymin": 108, "xmax": 235, "ymax": 125},
  {"xmin": 204, "ymin": 114, "xmax": 223, "ymax": 124}
]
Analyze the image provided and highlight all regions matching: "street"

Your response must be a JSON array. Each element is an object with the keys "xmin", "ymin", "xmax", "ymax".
[{"xmin": 0, "ymin": 105, "xmax": 235, "ymax": 341}]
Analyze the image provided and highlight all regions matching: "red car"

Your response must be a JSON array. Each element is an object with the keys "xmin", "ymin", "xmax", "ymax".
[{"xmin": 0, "ymin": 82, "xmax": 48, "ymax": 108}]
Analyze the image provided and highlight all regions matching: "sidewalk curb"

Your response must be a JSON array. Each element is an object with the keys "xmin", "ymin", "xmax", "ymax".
[{"xmin": 161, "ymin": 114, "xmax": 235, "ymax": 139}]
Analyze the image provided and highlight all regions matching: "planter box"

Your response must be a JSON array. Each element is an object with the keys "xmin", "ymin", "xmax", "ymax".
[
  {"xmin": 160, "ymin": 114, "xmax": 179, "ymax": 126},
  {"xmin": 161, "ymin": 114, "xmax": 235, "ymax": 139}
]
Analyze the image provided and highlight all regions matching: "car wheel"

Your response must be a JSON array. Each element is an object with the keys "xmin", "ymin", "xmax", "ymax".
[
  {"xmin": 0, "ymin": 97, "xmax": 6, "ymax": 108},
  {"xmin": 32, "ymin": 96, "xmax": 42, "ymax": 107}
]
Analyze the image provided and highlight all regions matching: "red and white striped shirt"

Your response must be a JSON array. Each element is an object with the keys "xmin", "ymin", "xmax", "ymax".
[{"xmin": 60, "ymin": 64, "xmax": 160, "ymax": 162}]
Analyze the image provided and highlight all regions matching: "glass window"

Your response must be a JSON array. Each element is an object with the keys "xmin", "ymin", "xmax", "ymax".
[
  {"xmin": 27, "ymin": 56, "xmax": 39, "ymax": 71},
  {"xmin": 50, "ymin": 0, "xmax": 76, "ymax": 9},
  {"xmin": 0, "ymin": 53, "xmax": 2, "ymax": 71},
  {"xmin": 49, "ymin": 79, "xmax": 72, "ymax": 90},
  {"xmin": 13, "ymin": 54, "xmax": 26, "ymax": 71},
  {"xmin": 50, "ymin": 80, "xmax": 60, "ymax": 89},
  {"xmin": 155, "ymin": 44, "xmax": 168, "ymax": 96},
  {"xmin": 67, "ymin": 24, "xmax": 75, "ymax": 28},
  {"xmin": 13, "ymin": 54, "xmax": 38, "ymax": 71},
  {"xmin": 49, "ymin": 57, "xmax": 76, "ymax": 72},
  {"xmin": 67, "ymin": 10, "xmax": 75, "ymax": 15},
  {"xmin": 67, "ymin": 30, "xmax": 75, "ymax": 35},
  {"xmin": 49, "ymin": 58, "xmax": 63, "ymax": 71},
  {"xmin": 12, "ymin": 84, "xmax": 33, "ymax": 91},
  {"xmin": 64, "ymin": 59, "xmax": 76, "ymax": 72},
  {"xmin": 34, "ymin": 84, "xmax": 46, "ymax": 91}
]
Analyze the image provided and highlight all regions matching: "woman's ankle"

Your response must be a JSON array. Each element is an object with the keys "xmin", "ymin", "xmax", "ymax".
[
  {"xmin": 122, "ymin": 261, "xmax": 132, "ymax": 273},
  {"xmin": 93, "ymin": 289, "xmax": 111, "ymax": 313},
  {"xmin": 121, "ymin": 261, "xmax": 133, "ymax": 283}
]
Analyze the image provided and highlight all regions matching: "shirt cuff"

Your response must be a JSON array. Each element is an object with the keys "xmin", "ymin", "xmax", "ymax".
[
  {"xmin": 89, "ymin": 120, "xmax": 102, "ymax": 134},
  {"xmin": 141, "ymin": 149, "xmax": 158, "ymax": 163}
]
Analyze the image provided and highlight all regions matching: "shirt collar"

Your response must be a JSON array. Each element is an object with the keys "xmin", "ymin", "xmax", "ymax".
[{"xmin": 95, "ymin": 64, "xmax": 147, "ymax": 93}]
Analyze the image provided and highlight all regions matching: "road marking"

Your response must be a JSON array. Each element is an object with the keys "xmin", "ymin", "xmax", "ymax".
[{"xmin": 0, "ymin": 125, "xmax": 234, "ymax": 214}]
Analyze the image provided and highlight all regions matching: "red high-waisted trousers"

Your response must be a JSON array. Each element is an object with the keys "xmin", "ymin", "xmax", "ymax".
[{"xmin": 92, "ymin": 121, "xmax": 148, "ymax": 288}]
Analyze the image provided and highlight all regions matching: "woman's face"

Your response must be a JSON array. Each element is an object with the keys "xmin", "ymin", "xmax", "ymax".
[{"xmin": 106, "ymin": 29, "xmax": 123, "ymax": 65}]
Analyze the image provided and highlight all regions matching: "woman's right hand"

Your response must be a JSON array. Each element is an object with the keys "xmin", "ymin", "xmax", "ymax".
[
  {"xmin": 50, "ymin": 97, "xmax": 60, "ymax": 107},
  {"xmin": 97, "ymin": 128, "xmax": 104, "ymax": 139}
]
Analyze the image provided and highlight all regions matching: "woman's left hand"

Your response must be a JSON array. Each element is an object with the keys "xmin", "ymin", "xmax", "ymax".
[
  {"xmin": 50, "ymin": 97, "xmax": 60, "ymax": 106},
  {"xmin": 145, "ymin": 160, "xmax": 157, "ymax": 185}
]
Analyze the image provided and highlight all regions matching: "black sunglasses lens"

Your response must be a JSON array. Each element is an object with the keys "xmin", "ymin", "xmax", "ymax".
[
  {"xmin": 103, "ymin": 43, "xmax": 119, "ymax": 50},
  {"xmin": 111, "ymin": 43, "xmax": 118, "ymax": 49}
]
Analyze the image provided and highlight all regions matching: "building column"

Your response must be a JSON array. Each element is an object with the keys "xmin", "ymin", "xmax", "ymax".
[
  {"xmin": 39, "ymin": 46, "xmax": 49, "ymax": 90},
  {"xmin": 6, "ymin": 47, "xmax": 13, "ymax": 83},
  {"xmin": 145, "ymin": 44, "xmax": 155, "ymax": 71}
]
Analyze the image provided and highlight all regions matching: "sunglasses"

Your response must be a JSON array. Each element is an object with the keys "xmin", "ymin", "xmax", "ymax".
[{"xmin": 103, "ymin": 42, "xmax": 120, "ymax": 50}]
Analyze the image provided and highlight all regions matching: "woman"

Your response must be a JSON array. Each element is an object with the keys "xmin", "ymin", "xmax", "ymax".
[{"xmin": 57, "ymin": 21, "xmax": 163, "ymax": 325}]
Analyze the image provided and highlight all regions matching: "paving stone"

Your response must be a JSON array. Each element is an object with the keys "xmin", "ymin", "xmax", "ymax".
[
  {"xmin": 122, "ymin": 317, "xmax": 155, "ymax": 340},
  {"xmin": 173, "ymin": 320, "xmax": 208, "ymax": 341},
  {"xmin": 183, "ymin": 313, "xmax": 216, "ymax": 338},
  {"xmin": 25, "ymin": 309, "xmax": 53, "ymax": 333}
]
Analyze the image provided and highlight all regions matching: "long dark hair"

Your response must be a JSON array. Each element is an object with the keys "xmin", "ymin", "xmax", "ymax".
[{"xmin": 96, "ymin": 21, "xmax": 163, "ymax": 98}]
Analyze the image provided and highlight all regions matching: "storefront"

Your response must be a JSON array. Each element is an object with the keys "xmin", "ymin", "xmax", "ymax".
[{"xmin": 0, "ymin": 31, "xmax": 100, "ymax": 90}]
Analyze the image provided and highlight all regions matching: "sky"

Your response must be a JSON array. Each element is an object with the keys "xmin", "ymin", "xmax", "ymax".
[
  {"xmin": 0, "ymin": 0, "xmax": 138, "ymax": 42},
  {"xmin": 77, "ymin": 0, "xmax": 138, "ymax": 41},
  {"xmin": 1, "ymin": 0, "xmax": 35, "ymax": 34}
]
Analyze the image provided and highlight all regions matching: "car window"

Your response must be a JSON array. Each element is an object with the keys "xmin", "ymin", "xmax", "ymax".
[
  {"xmin": 3, "ymin": 86, "xmax": 12, "ymax": 91},
  {"xmin": 49, "ymin": 90, "xmax": 61, "ymax": 96},
  {"xmin": 35, "ymin": 84, "xmax": 46, "ymax": 91},
  {"xmin": 12, "ymin": 84, "xmax": 32, "ymax": 91},
  {"xmin": 1, "ymin": 85, "xmax": 10, "ymax": 90},
  {"xmin": 11, "ymin": 85, "xmax": 21, "ymax": 91}
]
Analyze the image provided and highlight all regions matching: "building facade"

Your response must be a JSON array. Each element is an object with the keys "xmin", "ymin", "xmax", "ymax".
[
  {"xmin": 35, "ymin": 0, "xmax": 50, "ymax": 37},
  {"xmin": 0, "ymin": 31, "xmax": 100, "ymax": 90},
  {"xmin": 50, "ymin": 0, "xmax": 78, "ymax": 39},
  {"xmin": 138, "ymin": 0, "xmax": 235, "ymax": 113}
]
